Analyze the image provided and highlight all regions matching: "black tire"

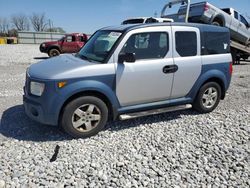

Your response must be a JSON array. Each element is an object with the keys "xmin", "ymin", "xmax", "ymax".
[
  {"xmin": 193, "ymin": 82, "xmax": 221, "ymax": 113},
  {"xmin": 48, "ymin": 48, "xmax": 60, "ymax": 57},
  {"xmin": 60, "ymin": 96, "xmax": 108, "ymax": 138},
  {"xmin": 212, "ymin": 21, "xmax": 221, "ymax": 26}
]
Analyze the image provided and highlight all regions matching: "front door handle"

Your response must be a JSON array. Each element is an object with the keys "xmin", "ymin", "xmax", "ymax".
[{"xmin": 163, "ymin": 65, "xmax": 178, "ymax": 74}]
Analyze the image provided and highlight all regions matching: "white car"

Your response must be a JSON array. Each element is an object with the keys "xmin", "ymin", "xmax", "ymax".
[{"xmin": 122, "ymin": 17, "xmax": 173, "ymax": 25}]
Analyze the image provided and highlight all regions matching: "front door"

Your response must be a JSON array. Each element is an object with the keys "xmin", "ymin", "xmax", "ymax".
[
  {"xmin": 62, "ymin": 35, "xmax": 77, "ymax": 53},
  {"xmin": 114, "ymin": 27, "xmax": 174, "ymax": 107}
]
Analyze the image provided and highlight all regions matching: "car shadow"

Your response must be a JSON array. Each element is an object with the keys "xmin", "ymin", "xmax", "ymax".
[
  {"xmin": 34, "ymin": 57, "xmax": 49, "ymax": 60},
  {"xmin": 0, "ymin": 105, "xmax": 199, "ymax": 142},
  {"xmin": 0, "ymin": 105, "xmax": 70, "ymax": 142}
]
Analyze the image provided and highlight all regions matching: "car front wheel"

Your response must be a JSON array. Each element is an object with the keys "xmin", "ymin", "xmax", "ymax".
[
  {"xmin": 61, "ymin": 96, "xmax": 108, "ymax": 138},
  {"xmin": 48, "ymin": 48, "xmax": 60, "ymax": 57},
  {"xmin": 193, "ymin": 82, "xmax": 221, "ymax": 113}
]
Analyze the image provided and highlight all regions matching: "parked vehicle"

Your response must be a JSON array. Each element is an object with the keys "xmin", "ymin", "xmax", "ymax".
[
  {"xmin": 122, "ymin": 17, "xmax": 173, "ymax": 24},
  {"xmin": 39, "ymin": 33, "xmax": 88, "ymax": 57},
  {"xmin": 161, "ymin": 0, "xmax": 250, "ymax": 63},
  {"xmin": 24, "ymin": 23, "xmax": 232, "ymax": 138}
]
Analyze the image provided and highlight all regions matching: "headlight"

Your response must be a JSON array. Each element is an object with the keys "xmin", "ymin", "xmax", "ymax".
[
  {"xmin": 41, "ymin": 43, "xmax": 46, "ymax": 47},
  {"xmin": 30, "ymin": 81, "xmax": 45, "ymax": 96}
]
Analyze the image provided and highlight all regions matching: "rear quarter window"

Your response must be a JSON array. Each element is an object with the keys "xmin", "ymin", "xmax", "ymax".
[
  {"xmin": 202, "ymin": 32, "xmax": 230, "ymax": 55},
  {"xmin": 175, "ymin": 31, "xmax": 197, "ymax": 57}
]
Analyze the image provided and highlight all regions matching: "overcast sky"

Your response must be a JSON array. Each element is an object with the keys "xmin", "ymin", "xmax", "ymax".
[{"xmin": 0, "ymin": 0, "xmax": 249, "ymax": 34}]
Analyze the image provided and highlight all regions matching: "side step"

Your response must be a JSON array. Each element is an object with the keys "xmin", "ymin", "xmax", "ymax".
[{"xmin": 119, "ymin": 104, "xmax": 192, "ymax": 120}]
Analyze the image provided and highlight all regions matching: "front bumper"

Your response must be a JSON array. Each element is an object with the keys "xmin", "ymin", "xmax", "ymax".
[
  {"xmin": 39, "ymin": 44, "xmax": 47, "ymax": 53},
  {"xmin": 23, "ymin": 94, "xmax": 57, "ymax": 126},
  {"xmin": 23, "ymin": 73, "xmax": 59, "ymax": 127}
]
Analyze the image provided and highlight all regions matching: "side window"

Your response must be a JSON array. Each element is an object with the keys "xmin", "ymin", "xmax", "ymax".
[
  {"xmin": 222, "ymin": 8, "xmax": 231, "ymax": 15},
  {"xmin": 121, "ymin": 32, "xmax": 169, "ymax": 60},
  {"xmin": 79, "ymin": 36, "xmax": 86, "ymax": 42},
  {"xmin": 203, "ymin": 32, "xmax": 230, "ymax": 55},
  {"xmin": 175, "ymin": 31, "xmax": 197, "ymax": 57},
  {"xmin": 66, "ymin": 36, "xmax": 73, "ymax": 42},
  {"xmin": 234, "ymin": 11, "xmax": 239, "ymax": 20},
  {"xmin": 240, "ymin": 15, "xmax": 249, "ymax": 27}
]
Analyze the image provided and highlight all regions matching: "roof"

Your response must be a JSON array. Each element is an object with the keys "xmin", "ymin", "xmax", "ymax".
[
  {"xmin": 100, "ymin": 22, "xmax": 229, "ymax": 33},
  {"xmin": 123, "ymin": 17, "xmax": 173, "ymax": 20}
]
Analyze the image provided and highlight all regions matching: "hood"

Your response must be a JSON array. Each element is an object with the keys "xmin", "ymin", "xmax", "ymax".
[{"xmin": 28, "ymin": 54, "xmax": 99, "ymax": 80}]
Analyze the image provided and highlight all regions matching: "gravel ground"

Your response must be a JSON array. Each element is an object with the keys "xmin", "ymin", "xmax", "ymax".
[{"xmin": 0, "ymin": 44, "xmax": 249, "ymax": 187}]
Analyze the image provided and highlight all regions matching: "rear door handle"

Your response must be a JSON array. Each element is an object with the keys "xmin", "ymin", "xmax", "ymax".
[{"xmin": 163, "ymin": 65, "xmax": 178, "ymax": 74}]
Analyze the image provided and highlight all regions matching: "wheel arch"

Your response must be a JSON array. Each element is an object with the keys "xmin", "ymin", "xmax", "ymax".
[
  {"xmin": 58, "ymin": 90, "xmax": 118, "ymax": 125},
  {"xmin": 188, "ymin": 72, "xmax": 227, "ymax": 101},
  {"xmin": 202, "ymin": 77, "xmax": 226, "ymax": 99},
  {"xmin": 211, "ymin": 14, "xmax": 225, "ymax": 26},
  {"xmin": 48, "ymin": 45, "xmax": 61, "ymax": 53}
]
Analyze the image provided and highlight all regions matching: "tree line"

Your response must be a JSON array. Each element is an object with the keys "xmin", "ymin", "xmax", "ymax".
[{"xmin": 0, "ymin": 13, "xmax": 65, "ymax": 37}]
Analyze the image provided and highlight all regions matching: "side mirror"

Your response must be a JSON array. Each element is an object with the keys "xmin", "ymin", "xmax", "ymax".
[{"xmin": 118, "ymin": 53, "xmax": 136, "ymax": 63}]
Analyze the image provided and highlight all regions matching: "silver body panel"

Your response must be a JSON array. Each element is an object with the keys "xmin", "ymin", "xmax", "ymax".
[
  {"xmin": 171, "ymin": 26, "xmax": 202, "ymax": 98},
  {"xmin": 201, "ymin": 54, "xmax": 232, "ymax": 65},
  {"xmin": 201, "ymin": 3, "xmax": 250, "ymax": 44},
  {"xmin": 113, "ymin": 27, "xmax": 174, "ymax": 106},
  {"xmin": 167, "ymin": 2, "xmax": 250, "ymax": 44}
]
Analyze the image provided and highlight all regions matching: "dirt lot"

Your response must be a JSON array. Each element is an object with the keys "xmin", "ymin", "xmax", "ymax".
[{"xmin": 0, "ymin": 44, "xmax": 249, "ymax": 187}]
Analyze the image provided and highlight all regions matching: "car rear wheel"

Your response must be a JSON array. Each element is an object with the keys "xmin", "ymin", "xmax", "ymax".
[
  {"xmin": 48, "ymin": 48, "xmax": 60, "ymax": 57},
  {"xmin": 193, "ymin": 82, "xmax": 221, "ymax": 113},
  {"xmin": 212, "ymin": 21, "xmax": 221, "ymax": 26},
  {"xmin": 61, "ymin": 96, "xmax": 108, "ymax": 138}
]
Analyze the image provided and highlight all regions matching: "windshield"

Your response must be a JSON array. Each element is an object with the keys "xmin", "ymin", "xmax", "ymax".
[
  {"xmin": 77, "ymin": 30, "xmax": 122, "ymax": 63},
  {"xmin": 58, "ymin": 36, "xmax": 65, "ymax": 41}
]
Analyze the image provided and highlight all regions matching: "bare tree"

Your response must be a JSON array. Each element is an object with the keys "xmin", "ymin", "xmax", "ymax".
[
  {"xmin": 46, "ymin": 27, "xmax": 66, "ymax": 33},
  {"xmin": 11, "ymin": 13, "xmax": 30, "ymax": 31},
  {"xmin": 0, "ymin": 17, "xmax": 10, "ymax": 35},
  {"xmin": 30, "ymin": 13, "xmax": 48, "ymax": 31}
]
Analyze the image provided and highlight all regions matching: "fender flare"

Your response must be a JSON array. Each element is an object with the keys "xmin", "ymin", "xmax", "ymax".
[
  {"xmin": 50, "ymin": 80, "xmax": 120, "ymax": 123},
  {"xmin": 187, "ymin": 69, "xmax": 228, "ymax": 101}
]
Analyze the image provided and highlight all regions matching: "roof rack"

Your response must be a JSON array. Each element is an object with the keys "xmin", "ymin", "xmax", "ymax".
[{"xmin": 161, "ymin": 0, "xmax": 191, "ymax": 23}]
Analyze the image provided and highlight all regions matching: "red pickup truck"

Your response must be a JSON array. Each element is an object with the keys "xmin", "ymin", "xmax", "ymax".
[{"xmin": 40, "ymin": 33, "xmax": 88, "ymax": 57}]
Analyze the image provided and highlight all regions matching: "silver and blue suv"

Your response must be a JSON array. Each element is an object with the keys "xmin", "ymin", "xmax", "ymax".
[{"xmin": 23, "ymin": 23, "xmax": 233, "ymax": 138}]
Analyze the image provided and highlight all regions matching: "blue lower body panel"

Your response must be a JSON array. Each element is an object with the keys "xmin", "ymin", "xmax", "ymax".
[{"xmin": 23, "ymin": 95, "xmax": 57, "ymax": 126}]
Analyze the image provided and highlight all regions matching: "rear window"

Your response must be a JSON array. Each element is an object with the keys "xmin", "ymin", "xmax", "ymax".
[
  {"xmin": 222, "ymin": 8, "xmax": 231, "ymax": 15},
  {"xmin": 122, "ymin": 19, "xmax": 144, "ymax": 24},
  {"xmin": 203, "ymin": 32, "xmax": 230, "ymax": 55},
  {"xmin": 145, "ymin": 18, "xmax": 158, "ymax": 23}
]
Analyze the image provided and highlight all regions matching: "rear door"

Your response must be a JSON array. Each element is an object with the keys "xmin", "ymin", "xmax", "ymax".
[
  {"xmin": 231, "ymin": 11, "xmax": 248, "ymax": 43},
  {"xmin": 237, "ymin": 15, "xmax": 250, "ymax": 43},
  {"xmin": 114, "ymin": 27, "xmax": 175, "ymax": 107},
  {"xmin": 224, "ymin": 9, "xmax": 238, "ymax": 37},
  {"xmin": 76, "ymin": 35, "xmax": 85, "ymax": 51},
  {"xmin": 171, "ymin": 26, "xmax": 202, "ymax": 99}
]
